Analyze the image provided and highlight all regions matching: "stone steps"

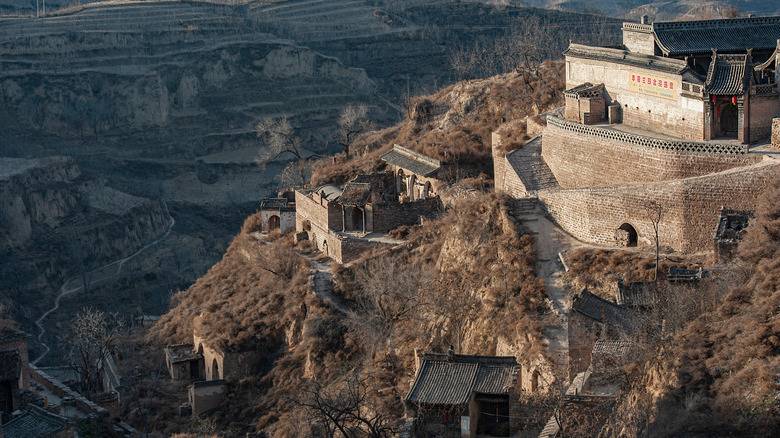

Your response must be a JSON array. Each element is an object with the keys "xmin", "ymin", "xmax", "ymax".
[
  {"xmin": 505, "ymin": 136, "xmax": 559, "ymax": 196},
  {"xmin": 538, "ymin": 415, "xmax": 560, "ymax": 438}
]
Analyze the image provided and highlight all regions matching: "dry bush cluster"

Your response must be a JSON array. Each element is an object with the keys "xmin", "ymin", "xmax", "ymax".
[
  {"xmin": 310, "ymin": 62, "xmax": 565, "ymax": 188},
  {"xmin": 601, "ymin": 180, "xmax": 780, "ymax": 437}
]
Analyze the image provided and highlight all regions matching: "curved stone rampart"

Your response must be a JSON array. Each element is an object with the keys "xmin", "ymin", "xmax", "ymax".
[
  {"xmin": 543, "ymin": 116, "xmax": 760, "ymax": 188},
  {"xmin": 538, "ymin": 161, "xmax": 780, "ymax": 252}
]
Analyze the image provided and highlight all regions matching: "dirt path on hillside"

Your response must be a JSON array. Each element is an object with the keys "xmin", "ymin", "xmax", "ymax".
[
  {"xmin": 295, "ymin": 250, "xmax": 349, "ymax": 314},
  {"xmin": 517, "ymin": 203, "xmax": 579, "ymax": 378},
  {"xmin": 33, "ymin": 215, "xmax": 175, "ymax": 365}
]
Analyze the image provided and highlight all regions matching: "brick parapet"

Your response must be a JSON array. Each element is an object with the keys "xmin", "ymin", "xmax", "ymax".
[
  {"xmin": 29, "ymin": 365, "xmax": 109, "ymax": 418},
  {"xmin": 543, "ymin": 117, "xmax": 760, "ymax": 189}
]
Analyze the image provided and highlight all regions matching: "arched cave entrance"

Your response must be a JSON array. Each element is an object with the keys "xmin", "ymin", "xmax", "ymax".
[
  {"xmin": 617, "ymin": 223, "xmax": 638, "ymax": 247},
  {"xmin": 409, "ymin": 175, "xmax": 417, "ymax": 201},
  {"xmin": 720, "ymin": 103, "xmax": 738, "ymax": 138},
  {"xmin": 397, "ymin": 170, "xmax": 406, "ymax": 195},
  {"xmin": 268, "ymin": 215, "xmax": 280, "ymax": 232}
]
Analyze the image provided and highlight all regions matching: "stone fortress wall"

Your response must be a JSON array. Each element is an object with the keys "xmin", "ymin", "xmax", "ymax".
[{"xmin": 542, "ymin": 115, "xmax": 760, "ymax": 189}]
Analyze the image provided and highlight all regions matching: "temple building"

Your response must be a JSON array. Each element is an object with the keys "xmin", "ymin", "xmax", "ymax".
[{"xmin": 564, "ymin": 16, "xmax": 780, "ymax": 143}]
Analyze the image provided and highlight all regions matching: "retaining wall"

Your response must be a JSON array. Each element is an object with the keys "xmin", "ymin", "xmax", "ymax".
[
  {"xmin": 543, "ymin": 116, "xmax": 759, "ymax": 189},
  {"xmin": 538, "ymin": 161, "xmax": 780, "ymax": 252}
]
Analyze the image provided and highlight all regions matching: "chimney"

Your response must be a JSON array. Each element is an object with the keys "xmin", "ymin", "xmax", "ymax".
[{"xmin": 447, "ymin": 345, "xmax": 455, "ymax": 362}]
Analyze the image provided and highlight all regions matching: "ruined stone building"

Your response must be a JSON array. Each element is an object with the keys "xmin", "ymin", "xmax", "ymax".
[
  {"xmin": 404, "ymin": 351, "xmax": 521, "ymax": 438},
  {"xmin": 494, "ymin": 15, "xmax": 780, "ymax": 254},
  {"xmin": 294, "ymin": 148, "xmax": 442, "ymax": 262}
]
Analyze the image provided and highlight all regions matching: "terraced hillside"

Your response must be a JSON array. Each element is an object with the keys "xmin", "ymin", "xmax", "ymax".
[{"xmin": 0, "ymin": 0, "xmax": 622, "ymax": 363}]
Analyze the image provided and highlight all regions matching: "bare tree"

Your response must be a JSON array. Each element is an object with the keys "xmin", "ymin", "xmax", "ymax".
[
  {"xmin": 65, "ymin": 308, "xmax": 124, "ymax": 397},
  {"xmin": 433, "ymin": 271, "xmax": 481, "ymax": 353},
  {"xmin": 256, "ymin": 116, "xmax": 317, "ymax": 187},
  {"xmin": 349, "ymin": 256, "xmax": 434, "ymax": 351},
  {"xmin": 334, "ymin": 104, "xmax": 374, "ymax": 159},
  {"xmin": 297, "ymin": 370, "xmax": 398, "ymax": 438},
  {"xmin": 645, "ymin": 201, "xmax": 663, "ymax": 281}
]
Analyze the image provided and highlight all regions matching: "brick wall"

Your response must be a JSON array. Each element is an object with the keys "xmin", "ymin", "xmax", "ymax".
[
  {"xmin": 621, "ymin": 25, "xmax": 655, "ymax": 55},
  {"xmin": 308, "ymin": 222, "xmax": 389, "ymax": 264},
  {"xmin": 539, "ymin": 161, "xmax": 780, "ymax": 252},
  {"xmin": 295, "ymin": 190, "xmax": 342, "ymax": 232},
  {"xmin": 0, "ymin": 336, "xmax": 29, "ymax": 391},
  {"xmin": 750, "ymin": 95, "xmax": 780, "ymax": 140},
  {"xmin": 567, "ymin": 315, "xmax": 598, "ymax": 380},
  {"xmin": 542, "ymin": 118, "xmax": 759, "ymax": 189},
  {"xmin": 492, "ymin": 132, "xmax": 506, "ymax": 193},
  {"xmin": 372, "ymin": 197, "xmax": 440, "ymax": 232}
]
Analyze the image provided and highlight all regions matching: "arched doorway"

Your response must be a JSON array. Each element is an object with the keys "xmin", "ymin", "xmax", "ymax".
[
  {"xmin": 720, "ymin": 103, "xmax": 738, "ymax": 138},
  {"xmin": 0, "ymin": 380, "xmax": 13, "ymax": 417},
  {"xmin": 268, "ymin": 215, "xmax": 280, "ymax": 232},
  {"xmin": 617, "ymin": 223, "xmax": 638, "ymax": 247},
  {"xmin": 423, "ymin": 181, "xmax": 432, "ymax": 199},
  {"xmin": 212, "ymin": 358, "xmax": 219, "ymax": 380}
]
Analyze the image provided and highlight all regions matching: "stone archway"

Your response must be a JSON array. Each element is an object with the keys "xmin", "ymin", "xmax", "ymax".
[
  {"xmin": 212, "ymin": 358, "xmax": 219, "ymax": 380},
  {"xmin": 268, "ymin": 215, "xmax": 280, "ymax": 232},
  {"xmin": 616, "ymin": 223, "xmax": 638, "ymax": 247}
]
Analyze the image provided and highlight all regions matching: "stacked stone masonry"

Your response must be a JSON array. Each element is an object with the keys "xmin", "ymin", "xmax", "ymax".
[
  {"xmin": 543, "ymin": 116, "xmax": 758, "ymax": 189},
  {"xmin": 539, "ymin": 161, "xmax": 780, "ymax": 252}
]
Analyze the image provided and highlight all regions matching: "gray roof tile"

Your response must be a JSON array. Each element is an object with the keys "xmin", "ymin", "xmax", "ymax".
[
  {"xmin": 3, "ymin": 405, "xmax": 69, "ymax": 438},
  {"xmin": 616, "ymin": 281, "xmax": 657, "ymax": 307},
  {"xmin": 592, "ymin": 340, "xmax": 633, "ymax": 356},
  {"xmin": 705, "ymin": 53, "xmax": 750, "ymax": 95},
  {"xmin": 572, "ymin": 291, "xmax": 637, "ymax": 333},
  {"xmin": 381, "ymin": 144, "xmax": 441, "ymax": 177},
  {"xmin": 652, "ymin": 17, "xmax": 780, "ymax": 56},
  {"xmin": 339, "ymin": 182, "xmax": 372, "ymax": 206},
  {"xmin": 564, "ymin": 44, "xmax": 689, "ymax": 74},
  {"xmin": 405, "ymin": 353, "xmax": 517, "ymax": 406}
]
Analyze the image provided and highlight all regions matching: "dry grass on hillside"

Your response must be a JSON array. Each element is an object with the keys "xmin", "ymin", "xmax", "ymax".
[
  {"xmin": 148, "ymin": 215, "xmax": 316, "ymax": 352},
  {"xmin": 310, "ymin": 61, "xmax": 565, "ymax": 187},
  {"xmin": 603, "ymin": 179, "xmax": 780, "ymax": 437}
]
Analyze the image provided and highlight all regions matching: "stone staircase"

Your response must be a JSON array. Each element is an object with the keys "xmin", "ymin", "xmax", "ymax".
[{"xmin": 503, "ymin": 136, "xmax": 559, "ymax": 197}]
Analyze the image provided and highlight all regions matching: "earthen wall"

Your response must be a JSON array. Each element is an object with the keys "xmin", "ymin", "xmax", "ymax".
[
  {"xmin": 542, "ymin": 118, "xmax": 759, "ymax": 189},
  {"xmin": 539, "ymin": 161, "xmax": 780, "ymax": 252}
]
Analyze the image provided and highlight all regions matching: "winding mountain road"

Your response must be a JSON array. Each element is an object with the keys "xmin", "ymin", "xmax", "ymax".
[{"xmin": 32, "ymin": 215, "xmax": 175, "ymax": 365}]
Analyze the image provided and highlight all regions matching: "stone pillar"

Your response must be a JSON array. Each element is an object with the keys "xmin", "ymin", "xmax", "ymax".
[
  {"xmin": 738, "ymin": 95, "xmax": 749, "ymax": 144},
  {"xmin": 492, "ymin": 131, "xmax": 506, "ymax": 193},
  {"xmin": 772, "ymin": 118, "xmax": 780, "ymax": 149},
  {"xmin": 703, "ymin": 100, "xmax": 713, "ymax": 141}
]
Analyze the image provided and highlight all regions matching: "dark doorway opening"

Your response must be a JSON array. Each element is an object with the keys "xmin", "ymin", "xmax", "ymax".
[
  {"xmin": 618, "ymin": 223, "xmax": 638, "ymax": 247},
  {"xmin": 268, "ymin": 215, "xmax": 280, "ymax": 232},
  {"xmin": 720, "ymin": 103, "xmax": 738, "ymax": 138}
]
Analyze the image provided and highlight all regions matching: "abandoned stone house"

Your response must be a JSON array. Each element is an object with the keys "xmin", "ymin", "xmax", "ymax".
[
  {"xmin": 381, "ymin": 144, "xmax": 442, "ymax": 201},
  {"xmin": 714, "ymin": 208, "xmax": 754, "ymax": 260},
  {"xmin": 404, "ymin": 350, "xmax": 521, "ymax": 438},
  {"xmin": 293, "ymin": 148, "xmax": 443, "ymax": 262},
  {"xmin": 494, "ymin": 15, "xmax": 780, "ymax": 254},
  {"xmin": 258, "ymin": 195, "xmax": 296, "ymax": 235},
  {"xmin": 568, "ymin": 291, "xmax": 637, "ymax": 380}
]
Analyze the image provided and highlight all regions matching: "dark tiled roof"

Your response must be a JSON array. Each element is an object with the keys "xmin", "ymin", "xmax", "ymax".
[
  {"xmin": 405, "ymin": 353, "xmax": 517, "ymax": 406},
  {"xmin": 165, "ymin": 344, "xmax": 203, "ymax": 364},
  {"xmin": 616, "ymin": 281, "xmax": 657, "ymax": 307},
  {"xmin": 0, "ymin": 350, "xmax": 20, "ymax": 380},
  {"xmin": 705, "ymin": 53, "xmax": 750, "ymax": 95},
  {"xmin": 381, "ymin": 144, "xmax": 441, "ymax": 177},
  {"xmin": 564, "ymin": 44, "xmax": 689, "ymax": 74},
  {"xmin": 668, "ymin": 267, "xmax": 703, "ymax": 281},
  {"xmin": 652, "ymin": 17, "xmax": 780, "ymax": 56},
  {"xmin": 715, "ymin": 209, "xmax": 754, "ymax": 242},
  {"xmin": 3, "ymin": 405, "xmax": 69, "ymax": 438},
  {"xmin": 592, "ymin": 340, "xmax": 633, "ymax": 356},
  {"xmin": 339, "ymin": 182, "xmax": 372, "ymax": 207},
  {"xmin": 260, "ymin": 198, "xmax": 287, "ymax": 208},
  {"xmin": 572, "ymin": 291, "xmax": 636, "ymax": 333}
]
